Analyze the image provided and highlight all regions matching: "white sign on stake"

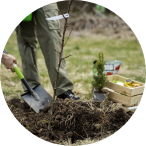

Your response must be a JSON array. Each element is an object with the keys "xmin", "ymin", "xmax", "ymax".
[{"xmin": 46, "ymin": 13, "xmax": 69, "ymax": 20}]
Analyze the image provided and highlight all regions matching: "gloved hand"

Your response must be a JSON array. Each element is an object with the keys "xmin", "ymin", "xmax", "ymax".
[{"xmin": 1, "ymin": 53, "xmax": 17, "ymax": 72}]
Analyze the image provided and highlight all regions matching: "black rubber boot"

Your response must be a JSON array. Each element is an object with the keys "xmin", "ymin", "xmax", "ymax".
[{"xmin": 57, "ymin": 90, "xmax": 79, "ymax": 100}]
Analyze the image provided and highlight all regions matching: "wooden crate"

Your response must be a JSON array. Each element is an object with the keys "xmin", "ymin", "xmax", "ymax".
[
  {"xmin": 106, "ymin": 75, "xmax": 145, "ymax": 96},
  {"xmin": 107, "ymin": 89, "xmax": 143, "ymax": 106},
  {"xmin": 105, "ymin": 75, "xmax": 145, "ymax": 106}
]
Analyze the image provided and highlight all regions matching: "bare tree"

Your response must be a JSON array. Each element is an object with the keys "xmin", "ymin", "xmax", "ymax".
[{"xmin": 42, "ymin": 0, "xmax": 74, "ymax": 137}]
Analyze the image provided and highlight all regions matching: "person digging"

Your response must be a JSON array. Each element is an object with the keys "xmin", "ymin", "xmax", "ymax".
[{"xmin": 15, "ymin": 3, "xmax": 79, "ymax": 100}]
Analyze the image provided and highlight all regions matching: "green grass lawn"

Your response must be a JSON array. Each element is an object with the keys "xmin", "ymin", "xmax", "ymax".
[{"xmin": 1, "ymin": 32, "xmax": 145, "ymax": 100}]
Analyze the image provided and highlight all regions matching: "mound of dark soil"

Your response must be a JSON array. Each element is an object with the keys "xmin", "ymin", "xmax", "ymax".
[{"xmin": 7, "ymin": 98, "xmax": 133, "ymax": 144}]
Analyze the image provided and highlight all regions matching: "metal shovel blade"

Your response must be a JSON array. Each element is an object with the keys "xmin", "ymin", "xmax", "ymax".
[{"xmin": 21, "ymin": 84, "xmax": 52, "ymax": 113}]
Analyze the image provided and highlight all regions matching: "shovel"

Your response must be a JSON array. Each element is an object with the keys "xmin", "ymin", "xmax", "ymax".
[{"xmin": 3, "ymin": 50, "xmax": 52, "ymax": 113}]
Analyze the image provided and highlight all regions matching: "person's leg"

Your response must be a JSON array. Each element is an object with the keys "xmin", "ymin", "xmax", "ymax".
[
  {"xmin": 34, "ymin": 3, "xmax": 74, "ymax": 96},
  {"xmin": 16, "ymin": 15, "xmax": 41, "ymax": 91}
]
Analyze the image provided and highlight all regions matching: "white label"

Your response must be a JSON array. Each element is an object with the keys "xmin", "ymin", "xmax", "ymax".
[
  {"xmin": 104, "ymin": 64, "xmax": 114, "ymax": 71},
  {"xmin": 46, "ymin": 13, "xmax": 69, "ymax": 20}
]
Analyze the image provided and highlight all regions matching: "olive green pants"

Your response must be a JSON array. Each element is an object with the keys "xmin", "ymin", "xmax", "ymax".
[{"xmin": 16, "ymin": 3, "xmax": 73, "ymax": 96}]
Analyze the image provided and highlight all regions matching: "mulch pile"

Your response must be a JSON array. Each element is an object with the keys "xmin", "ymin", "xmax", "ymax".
[{"xmin": 7, "ymin": 98, "xmax": 133, "ymax": 144}]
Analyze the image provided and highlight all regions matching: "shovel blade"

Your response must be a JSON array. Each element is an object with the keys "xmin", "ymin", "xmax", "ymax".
[{"xmin": 21, "ymin": 84, "xmax": 52, "ymax": 113}]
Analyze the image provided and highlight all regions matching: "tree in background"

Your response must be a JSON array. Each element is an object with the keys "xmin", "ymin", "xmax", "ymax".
[
  {"xmin": 57, "ymin": 0, "xmax": 111, "ymax": 15},
  {"xmin": 58, "ymin": 0, "xmax": 96, "ymax": 13}
]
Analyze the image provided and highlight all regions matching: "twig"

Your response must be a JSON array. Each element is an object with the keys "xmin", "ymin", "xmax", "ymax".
[
  {"xmin": 40, "ymin": 30, "xmax": 61, "ymax": 54},
  {"xmin": 83, "ymin": 127, "xmax": 88, "ymax": 138},
  {"xmin": 53, "ymin": 67, "xmax": 58, "ymax": 73},
  {"xmin": 57, "ymin": 3, "xmax": 66, "ymax": 20},
  {"xmin": 104, "ymin": 106, "xmax": 111, "ymax": 115},
  {"xmin": 61, "ymin": 55, "xmax": 72, "ymax": 60},
  {"xmin": 73, "ymin": 131, "xmax": 84, "ymax": 139},
  {"xmin": 68, "ymin": 0, "xmax": 73, "ymax": 13},
  {"xmin": 69, "ymin": 104, "xmax": 73, "ymax": 109},
  {"xmin": 82, "ymin": 3, "xmax": 88, "ymax": 12},
  {"xmin": 64, "ymin": 28, "xmax": 73, "ymax": 47},
  {"xmin": 87, "ymin": 102, "xmax": 94, "ymax": 111},
  {"xmin": 66, "ymin": 113, "xmax": 74, "ymax": 123}
]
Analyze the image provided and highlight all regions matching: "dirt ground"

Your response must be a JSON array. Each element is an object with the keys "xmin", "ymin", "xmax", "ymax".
[
  {"xmin": 7, "ymin": 98, "xmax": 133, "ymax": 145},
  {"xmin": 3, "ymin": 9, "xmax": 139, "ymax": 145}
]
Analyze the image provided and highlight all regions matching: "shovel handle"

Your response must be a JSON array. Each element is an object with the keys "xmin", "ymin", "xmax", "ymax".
[
  {"xmin": 3, "ymin": 49, "xmax": 39, "ymax": 100},
  {"xmin": 3, "ymin": 50, "xmax": 24, "ymax": 80},
  {"xmin": 3, "ymin": 50, "xmax": 7, "ymax": 54}
]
